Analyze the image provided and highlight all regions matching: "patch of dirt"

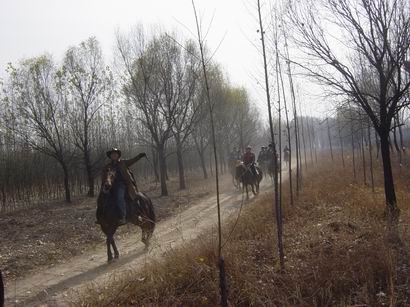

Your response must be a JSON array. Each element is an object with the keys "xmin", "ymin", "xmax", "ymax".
[
  {"xmin": 3, "ymin": 173, "xmax": 260, "ymax": 306},
  {"xmin": 0, "ymin": 173, "xmax": 231, "ymax": 281}
]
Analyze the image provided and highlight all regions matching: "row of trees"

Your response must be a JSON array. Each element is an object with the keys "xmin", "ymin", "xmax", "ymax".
[
  {"xmin": 251, "ymin": 0, "xmax": 410, "ymax": 275},
  {"xmin": 286, "ymin": 0, "xmax": 410, "ymax": 242},
  {"xmin": 0, "ymin": 29, "xmax": 261, "ymax": 211}
]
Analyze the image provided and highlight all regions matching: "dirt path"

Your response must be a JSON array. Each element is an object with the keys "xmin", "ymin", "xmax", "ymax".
[{"xmin": 5, "ymin": 178, "xmax": 273, "ymax": 306}]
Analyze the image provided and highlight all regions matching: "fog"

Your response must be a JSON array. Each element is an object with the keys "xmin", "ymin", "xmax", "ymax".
[{"xmin": 0, "ymin": 0, "xmax": 329, "ymax": 118}]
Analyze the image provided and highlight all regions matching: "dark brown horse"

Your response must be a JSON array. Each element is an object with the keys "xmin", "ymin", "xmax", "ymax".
[
  {"xmin": 235, "ymin": 162, "xmax": 263, "ymax": 199},
  {"xmin": 267, "ymin": 158, "xmax": 281, "ymax": 181},
  {"xmin": 97, "ymin": 167, "xmax": 156, "ymax": 262}
]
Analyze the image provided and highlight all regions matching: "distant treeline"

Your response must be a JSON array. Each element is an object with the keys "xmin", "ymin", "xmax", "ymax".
[{"xmin": 0, "ymin": 29, "xmax": 264, "ymax": 211}]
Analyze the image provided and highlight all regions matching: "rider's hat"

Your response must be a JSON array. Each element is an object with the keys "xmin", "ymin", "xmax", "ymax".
[
  {"xmin": 246, "ymin": 145, "xmax": 251, "ymax": 150},
  {"xmin": 106, "ymin": 147, "xmax": 122, "ymax": 158}
]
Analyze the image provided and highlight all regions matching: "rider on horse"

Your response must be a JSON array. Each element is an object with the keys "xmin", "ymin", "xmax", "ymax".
[
  {"xmin": 229, "ymin": 147, "xmax": 241, "ymax": 162},
  {"xmin": 100, "ymin": 148, "xmax": 146, "ymax": 225},
  {"xmin": 257, "ymin": 146, "xmax": 267, "ymax": 164},
  {"xmin": 283, "ymin": 145, "xmax": 290, "ymax": 164},
  {"xmin": 242, "ymin": 145, "xmax": 257, "ymax": 176}
]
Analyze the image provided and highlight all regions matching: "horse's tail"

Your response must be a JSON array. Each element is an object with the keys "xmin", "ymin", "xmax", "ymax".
[
  {"xmin": 140, "ymin": 193, "xmax": 156, "ymax": 231},
  {"xmin": 147, "ymin": 197, "xmax": 156, "ymax": 227},
  {"xmin": 257, "ymin": 168, "xmax": 263, "ymax": 183}
]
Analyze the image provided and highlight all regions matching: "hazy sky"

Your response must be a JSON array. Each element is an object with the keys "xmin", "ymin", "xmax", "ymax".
[{"xmin": 0, "ymin": 0, "xmax": 329, "ymax": 118}]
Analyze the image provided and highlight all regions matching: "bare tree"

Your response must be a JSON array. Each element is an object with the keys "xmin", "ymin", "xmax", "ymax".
[
  {"xmin": 63, "ymin": 37, "xmax": 113, "ymax": 197},
  {"xmin": 257, "ymin": 0, "xmax": 284, "ymax": 271},
  {"xmin": 117, "ymin": 28, "xmax": 186, "ymax": 196},
  {"xmin": 289, "ymin": 0, "xmax": 410, "ymax": 241},
  {"xmin": 2, "ymin": 55, "xmax": 73, "ymax": 202},
  {"xmin": 192, "ymin": 99, "xmax": 210, "ymax": 179},
  {"xmin": 170, "ymin": 40, "xmax": 201, "ymax": 190}
]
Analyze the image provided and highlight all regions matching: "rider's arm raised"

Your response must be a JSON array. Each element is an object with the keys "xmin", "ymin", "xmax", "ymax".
[{"xmin": 124, "ymin": 153, "xmax": 146, "ymax": 167}]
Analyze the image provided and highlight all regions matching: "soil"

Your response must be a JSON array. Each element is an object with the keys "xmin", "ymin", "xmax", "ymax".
[{"xmin": 0, "ymin": 172, "xmax": 251, "ymax": 306}]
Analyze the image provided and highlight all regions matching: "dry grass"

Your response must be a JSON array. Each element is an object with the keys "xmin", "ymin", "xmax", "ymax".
[{"xmin": 76, "ymin": 155, "xmax": 410, "ymax": 306}]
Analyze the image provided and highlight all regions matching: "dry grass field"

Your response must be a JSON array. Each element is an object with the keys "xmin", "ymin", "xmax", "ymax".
[{"xmin": 76, "ymin": 155, "xmax": 410, "ymax": 306}]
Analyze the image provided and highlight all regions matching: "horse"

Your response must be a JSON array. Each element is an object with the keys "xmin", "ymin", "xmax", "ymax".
[
  {"xmin": 258, "ymin": 160, "xmax": 270, "ymax": 180},
  {"xmin": 235, "ymin": 162, "xmax": 263, "ymax": 199},
  {"xmin": 266, "ymin": 157, "xmax": 282, "ymax": 181},
  {"xmin": 97, "ymin": 167, "xmax": 156, "ymax": 262},
  {"xmin": 229, "ymin": 159, "xmax": 240, "ymax": 189}
]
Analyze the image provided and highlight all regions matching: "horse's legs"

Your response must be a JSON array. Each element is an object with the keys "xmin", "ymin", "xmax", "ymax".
[
  {"xmin": 141, "ymin": 228, "xmax": 149, "ymax": 251},
  {"xmin": 251, "ymin": 183, "xmax": 256, "ymax": 195},
  {"xmin": 106, "ymin": 236, "xmax": 113, "ymax": 262},
  {"xmin": 245, "ymin": 184, "xmax": 249, "ymax": 200},
  {"xmin": 111, "ymin": 236, "xmax": 119, "ymax": 259}
]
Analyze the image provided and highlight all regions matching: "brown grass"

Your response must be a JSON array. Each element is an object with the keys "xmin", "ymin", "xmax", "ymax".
[{"xmin": 76, "ymin": 155, "xmax": 410, "ymax": 306}]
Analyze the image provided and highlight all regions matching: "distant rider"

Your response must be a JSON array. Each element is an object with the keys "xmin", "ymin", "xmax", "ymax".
[
  {"xmin": 242, "ymin": 145, "xmax": 257, "ymax": 176},
  {"xmin": 283, "ymin": 145, "xmax": 290, "ymax": 165},
  {"xmin": 257, "ymin": 146, "xmax": 267, "ymax": 165},
  {"xmin": 229, "ymin": 147, "xmax": 241, "ymax": 163}
]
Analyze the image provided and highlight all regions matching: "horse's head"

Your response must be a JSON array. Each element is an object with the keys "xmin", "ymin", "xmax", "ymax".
[
  {"xmin": 101, "ymin": 167, "xmax": 116, "ymax": 194},
  {"xmin": 235, "ymin": 160, "xmax": 243, "ymax": 167},
  {"xmin": 235, "ymin": 162, "xmax": 246, "ymax": 179}
]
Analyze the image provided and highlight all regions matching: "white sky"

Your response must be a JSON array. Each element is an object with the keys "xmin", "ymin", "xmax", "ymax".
[{"xmin": 0, "ymin": 0, "xmax": 329, "ymax": 118}]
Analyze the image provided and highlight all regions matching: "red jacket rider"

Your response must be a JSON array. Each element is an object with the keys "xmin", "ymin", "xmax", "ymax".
[{"xmin": 242, "ymin": 146, "xmax": 255, "ymax": 166}]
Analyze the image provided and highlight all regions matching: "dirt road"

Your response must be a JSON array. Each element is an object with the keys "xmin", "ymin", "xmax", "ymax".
[{"xmin": 5, "ymin": 179, "xmax": 273, "ymax": 306}]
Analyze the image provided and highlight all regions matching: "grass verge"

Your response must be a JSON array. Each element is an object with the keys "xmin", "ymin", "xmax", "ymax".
[{"xmin": 76, "ymin": 156, "xmax": 410, "ymax": 306}]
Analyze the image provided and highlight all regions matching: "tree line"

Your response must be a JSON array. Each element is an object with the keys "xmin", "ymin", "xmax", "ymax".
[{"xmin": 0, "ymin": 28, "xmax": 261, "ymax": 211}]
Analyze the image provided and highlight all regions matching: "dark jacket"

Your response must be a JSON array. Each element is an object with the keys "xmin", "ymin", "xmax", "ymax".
[{"xmin": 102, "ymin": 153, "xmax": 145, "ymax": 200}]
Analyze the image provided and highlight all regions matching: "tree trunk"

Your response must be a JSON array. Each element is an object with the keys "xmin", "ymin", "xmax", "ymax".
[
  {"xmin": 307, "ymin": 117, "xmax": 314, "ymax": 164},
  {"xmin": 375, "ymin": 129, "xmax": 380, "ymax": 159},
  {"xmin": 392, "ymin": 117, "xmax": 401, "ymax": 153},
  {"xmin": 277, "ymin": 55, "xmax": 293, "ymax": 205},
  {"xmin": 394, "ymin": 115, "xmax": 402, "ymax": 166},
  {"xmin": 360, "ymin": 124, "xmax": 367, "ymax": 186},
  {"xmin": 351, "ymin": 124, "xmax": 357, "ymax": 180},
  {"xmin": 338, "ymin": 126, "xmax": 345, "ymax": 168},
  {"xmin": 60, "ymin": 160, "xmax": 71, "ymax": 203},
  {"xmin": 379, "ymin": 129, "xmax": 400, "ymax": 243},
  {"xmin": 327, "ymin": 118, "xmax": 334, "ymax": 161},
  {"xmin": 209, "ymin": 149, "xmax": 213, "ymax": 176},
  {"xmin": 199, "ymin": 150, "xmax": 208, "ymax": 179},
  {"xmin": 84, "ymin": 149, "xmax": 94, "ymax": 197},
  {"xmin": 368, "ymin": 124, "xmax": 375, "ymax": 192},
  {"xmin": 398, "ymin": 117, "xmax": 405, "ymax": 153},
  {"xmin": 157, "ymin": 145, "xmax": 168, "ymax": 196},
  {"xmin": 311, "ymin": 120, "xmax": 318, "ymax": 163},
  {"xmin": 175, "ymin": 137, "xmax": 186, "ymax": 190},
  {"xmin": 194, "ymin": 138, "xmax": 208, "ymax": 179},
  {"xmin": 299, "ymin": 109, "xmax": 308, "ymax": 170},
  {"xmin": 152, "ymin": 147, "xmax": 159, "ymax": 182}
]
